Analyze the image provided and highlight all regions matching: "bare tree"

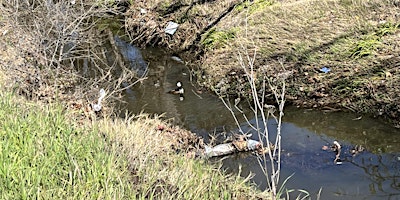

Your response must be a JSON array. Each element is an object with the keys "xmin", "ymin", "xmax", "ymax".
[
  {"xmin": 217, "ymin": 43, "xmax": 289, "ymax": 197},
  {"xmin": 1, "ymin": 0, "xmax": 144, "ymax": 111}
]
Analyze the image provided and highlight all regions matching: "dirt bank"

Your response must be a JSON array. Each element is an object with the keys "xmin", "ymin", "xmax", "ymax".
[{"xmin": 125, "ymin": 0, "xmax": 400, "ymax": 127}]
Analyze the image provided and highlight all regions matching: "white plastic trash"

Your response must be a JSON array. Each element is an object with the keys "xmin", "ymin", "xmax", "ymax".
[
  {"xmin": 247, "ymin": 140, "xmax": 261, "ymax": 150},
  {"xmin": 165, "ymin": 22, "xmax": 179, "ymax": 35},
  {"xmin": 205, "ymin": 143, "xmax": 236, "ymax": 157},
  {"xmin": 93, "ymin": 88, "xmax": 106, "ymax": 112}
]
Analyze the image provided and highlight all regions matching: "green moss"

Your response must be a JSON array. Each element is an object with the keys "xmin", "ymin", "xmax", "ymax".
[{"xmin": 201, "ymin": 28, "xmax": 238, "ymax": 49}]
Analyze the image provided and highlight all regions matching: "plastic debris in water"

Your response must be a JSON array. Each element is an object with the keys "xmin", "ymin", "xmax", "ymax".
[
  {"xmin": 204, "ymin": 143, "xmax": 236, "ymax": 158},
  {"xmin": 93, "ymin": 88, "xmax": 106, "ymax": 112},
  {"xmin": 320, "ymin": 67, "xmax": 331, "ymax": 73},
  {"xmin": 332, "ymin": 140, "xmax": 342, "ymax": 165},
  {"xmin": 246, "ymin": 140, "xmax": 261, "ymax": 151},
  {"xmin": 165, "ymin": 22, "xmax": 179, "ymax": 35}
]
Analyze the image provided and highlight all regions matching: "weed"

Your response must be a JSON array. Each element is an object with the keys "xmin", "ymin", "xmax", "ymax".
[
  {"xmin": 350, "ymin": 34, "xmax": 381, "ymax": 59},
  {"xmin": 376, "ymin": 22, "xmax": 399, "ymax": 37},
  {"xmin": 201, "ymin": 28, "xmax": 238, "ymax": 49}
]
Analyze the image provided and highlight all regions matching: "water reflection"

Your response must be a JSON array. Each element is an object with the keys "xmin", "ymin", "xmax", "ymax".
[
  {"xmin": 118, "ymin": 46, "xmax": 400, "ymax": 200},
  {"xmin": 283, "ymin": 108, "xmax": 400, "ymax": 153},
  {"xmin": 220, "ymin": 117, "xmax": 400, "ymax": 199},
  {"xmin": 121, "ymin": 47, "xmax": 248, "ymax": 139}
]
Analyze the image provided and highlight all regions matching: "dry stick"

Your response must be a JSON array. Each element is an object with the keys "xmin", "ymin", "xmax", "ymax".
[
  {"xmin": 107, "ymin": 28, "xmax": 126, "ymax": 71},
  {"xmin": 266, "ymin": 61, "xmax": 287, "ymax": 189},
  {"xmin": 236, "ymin": 47, "xmax": 276, "ymax": 194},
  {"xmin": 105, "ymin": 28, "xmax": 147, "ymax": 98},
  {"xmin": 234, "ymin": 52, "xmax": 259, "ymax": 133},
  {"xmin": 219, "ymin": 95, "xmax": 245, "ymax": 134}
]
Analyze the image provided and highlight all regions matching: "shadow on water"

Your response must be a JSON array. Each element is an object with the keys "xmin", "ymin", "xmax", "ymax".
[{"xmin": 114, "ymin": 40, "xmax": 400, "ymax": 200}]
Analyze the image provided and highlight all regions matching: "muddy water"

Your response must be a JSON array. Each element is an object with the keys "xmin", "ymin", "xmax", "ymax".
[{"xmin": 118, "ymin": 45, "xmax": 400, "ymax": 199}]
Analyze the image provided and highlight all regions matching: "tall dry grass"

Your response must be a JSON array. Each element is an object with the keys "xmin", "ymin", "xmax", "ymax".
[{"xmin": 96, "ymin": 113, "xmax": 272, "ymax": 199}]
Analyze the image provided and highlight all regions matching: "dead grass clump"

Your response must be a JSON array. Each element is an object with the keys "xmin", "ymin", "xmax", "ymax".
[
  {"xmin": 124, "ymin": 0, "xmax": 243, "ymax": 52},
  {"xmin": 97, "ymin": 114, "xmax": 271, "ymax": 199}
]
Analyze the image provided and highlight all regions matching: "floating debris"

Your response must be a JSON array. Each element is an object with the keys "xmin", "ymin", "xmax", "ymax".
[
  {"xmin": 202, "ymin": 133, "xmax": 270, "ymax": 158},
  {"xmin": 350, "ymin": 145, "xmax": 365, "ymax": 156},
  {"xmin": 171, "ymin": 56, "xmax": 184, "ymax": 63},
  {"xmin": 331, "ymin": 140, "xmax": 342, "ymax": 165},
  {"xmin": 165, "ymin": 21, "xmax": 179, "ymax": 35},
  {"xmin": 205, "ymin": 143, "xmax": 236, "ymax": 157},
  {"xmin": 204, "ymin": 139, "xmax": 263, "ymax": 158},
  {"xmin": 168, "ymin": 81, "xmax": 184, "ymax": 101}
]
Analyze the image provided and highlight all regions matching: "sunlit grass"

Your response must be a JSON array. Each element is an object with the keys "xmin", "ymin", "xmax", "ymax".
[
  {"xmin": 0, "ymin": 92, "xmax": 136, "ymax": 199},
  {"xmin": 202, "ymin": 0, "xmax": 399, "ymax": 79},
  {"xmin": 97, "ymin": 114, "xmax": 271, "ymax": 199},
  {"xmin": 0, "ymin": 90, "xmax": 271, "ymax": 199}
]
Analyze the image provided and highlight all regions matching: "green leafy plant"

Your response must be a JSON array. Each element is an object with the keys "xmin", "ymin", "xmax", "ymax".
[
  {"xmin": 376, "ymin": 22, "xmax": 399, "ymax": 37},
  {"xmin": 350, "ymin": 34, "xmax": 381, "ymax": 58}
]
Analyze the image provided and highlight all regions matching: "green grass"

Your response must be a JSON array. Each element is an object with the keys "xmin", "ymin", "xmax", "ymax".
[
  {"xmin": 349, "ymin": 34, "xmax": 381, "ymax": 59},
  {"xmin": 0, "ymin": 93, "xmax": 136, "ymax": 199},
  {"xmin": 0, "ymin": 90, "xmax": 271, "ymax": 199},
  {"xmin": 201, "ymin": 28, "xmax": 238, "ymax": 50}
]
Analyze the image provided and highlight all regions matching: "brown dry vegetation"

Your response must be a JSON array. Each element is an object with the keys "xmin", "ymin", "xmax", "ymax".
[
  {"xmin": 125, "ymin": 0, "xmax": 244, "ymax": 52},
  {"xmin": 97, "ymin": 114, "xmax": 271, "ymax": 199},
  {"xmin": 194, "ymin": 0, "xmax": 400, "ymax": 127}
]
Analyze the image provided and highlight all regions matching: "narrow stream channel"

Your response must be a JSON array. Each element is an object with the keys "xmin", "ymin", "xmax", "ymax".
[{"xmin": 116, "ymin": 40, "xmax": 400, "ymax": 199}]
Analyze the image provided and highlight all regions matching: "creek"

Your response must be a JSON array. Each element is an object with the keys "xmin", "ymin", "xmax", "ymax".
[{"xmin": 115, "ymin": 40, "xmax": 400, "ymax": 200}]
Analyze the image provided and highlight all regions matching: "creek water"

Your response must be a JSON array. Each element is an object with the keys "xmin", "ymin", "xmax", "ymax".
[{"xmin": 116, "ymin": 42, "xmax": 400, "ymax": 199}]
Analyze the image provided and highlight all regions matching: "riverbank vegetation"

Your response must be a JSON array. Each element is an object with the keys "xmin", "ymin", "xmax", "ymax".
[
  {"xmin": 1, "ymin": 0, "xmax": 399, "ymax": 198},
  {"xmin": 0, "ymin": 88, "xmax": 270, "ymax": 199},
  {"xmin": 196, "ymin": 0, "xmax": 400, "ymax": 127},
  {"xmin": 0, "ymin": 1, "xmax": 272, "ymax": 199}
]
